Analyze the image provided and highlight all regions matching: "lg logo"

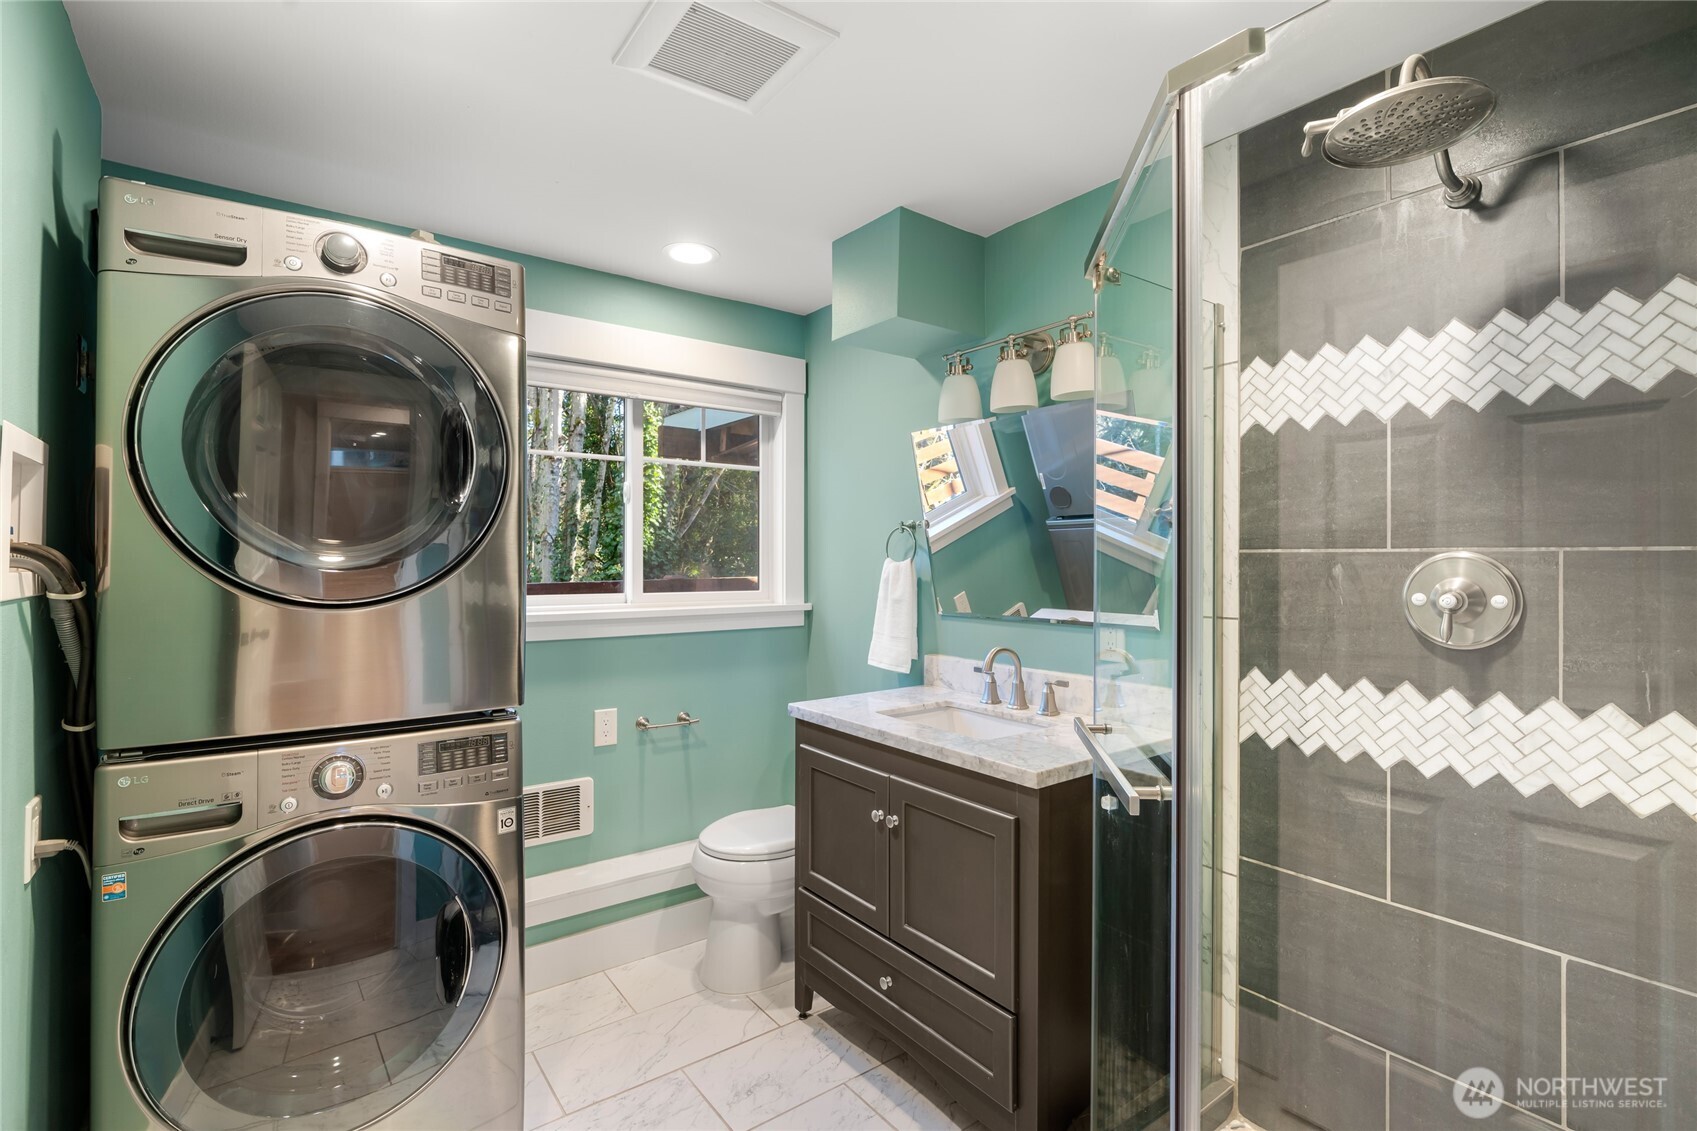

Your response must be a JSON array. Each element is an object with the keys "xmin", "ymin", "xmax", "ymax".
[
  {"xmin": 122, "ymin": 193, "xmax": 154, "ymax": 206},
  {"xmin": 116, "ymin": 774, "xmax": 149, "ymax": 789}
]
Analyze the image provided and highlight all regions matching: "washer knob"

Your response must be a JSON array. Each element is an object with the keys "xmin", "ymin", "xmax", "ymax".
[
  {"xmin": 312, "ymin": 755, "xmax": 364, "ymax": 799},
  {"xmin": 319, "ymin": 232, "xmax": 366, "ymax": 273}
]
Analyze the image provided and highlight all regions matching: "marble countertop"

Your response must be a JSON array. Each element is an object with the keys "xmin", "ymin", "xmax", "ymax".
[{"xmin": 787, "ymin": 681, "xmax": 1174, "ymax": 791}]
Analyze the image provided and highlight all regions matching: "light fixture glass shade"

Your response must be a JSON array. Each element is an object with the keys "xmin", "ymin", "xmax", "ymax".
[
  {"xmin": 938, "ymin": 366, "xmax": 983, "ymax": 423},
  {"xmin": 990, "ymin": 348, "xmax": 1038, "ymax": 414},
  {"xmin": 1050, "ymin": 337, "xmax": 1095, "ymax": 401},
  {"xmin": 1097, "ymin": 347, "xmax": 1128, "ymax": 409},
  {"xmin": 1130, "ymin": 351, "xmax": 1171, "ymax": 420}
]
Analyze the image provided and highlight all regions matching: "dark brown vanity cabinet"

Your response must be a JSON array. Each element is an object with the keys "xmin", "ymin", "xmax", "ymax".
[{"xmin": 794, "ymin": 721, "xmax": 1092, "ymax": 1131}]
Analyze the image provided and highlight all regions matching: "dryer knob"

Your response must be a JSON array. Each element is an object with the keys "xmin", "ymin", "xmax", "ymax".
[{"xmin": 319, "ymin": 232, "xmax": 366, "ymax": 273}]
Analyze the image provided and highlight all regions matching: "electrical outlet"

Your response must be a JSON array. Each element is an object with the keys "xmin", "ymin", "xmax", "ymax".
[
  {"xmin": 1100, "ymin": 627, "xmax": 1127, "ymax": 655},
  {"xmin": 22, "ymin": 796, "xmax": 42, "ymax": 884},
  {"xmin": 593, "ymin": 708, "xmax": 617, "ymax": 747}
]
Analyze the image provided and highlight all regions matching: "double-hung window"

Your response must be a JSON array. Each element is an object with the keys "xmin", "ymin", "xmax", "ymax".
[{"xmin": 525, "ymin": 348, "xmax": 804, "ymax": 639}]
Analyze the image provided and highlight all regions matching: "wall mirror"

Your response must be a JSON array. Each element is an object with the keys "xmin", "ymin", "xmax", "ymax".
[{"xmin": 911, "ymin": 399, "xmax": 1171, "ymax": 629}]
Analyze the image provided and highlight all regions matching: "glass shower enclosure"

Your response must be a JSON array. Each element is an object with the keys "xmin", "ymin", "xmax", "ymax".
[{"xmin": 1081, "ymin": 4, "xmax": 1696, "ymax": 1130}]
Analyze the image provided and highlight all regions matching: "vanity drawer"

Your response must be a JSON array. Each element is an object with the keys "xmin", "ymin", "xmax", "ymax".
[{"xmin": 800, "ymin": 888, "xmax": 1016, "ymax": 1112}]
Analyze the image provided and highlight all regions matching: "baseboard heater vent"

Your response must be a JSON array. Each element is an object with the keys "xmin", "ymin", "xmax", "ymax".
[{"xmin": 522, "ymin": 778, "xmax": 594, "ymax": 846}]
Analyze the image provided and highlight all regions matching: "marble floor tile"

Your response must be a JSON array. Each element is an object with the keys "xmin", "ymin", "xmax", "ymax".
[
  {"xmin": 685, "ymin": 1011, "xmax": 894, "ymax": 1130},
  {"xmin": 526, "ymin": 971, "xmax": 636, "ymax": 1051},
  {"xmin": 540, "ymin": 1072, "xmax": 727, "ymax": 1130},
  {"xmin": 846, "ymin": 1055, "xmax": 986, "ymax": 1131},
  {"xmin": 753, "ymin": 1084, "xmax": 890, "ymax": 1130},
  {"xmin": 525, "ymin": 1053, "xmax": 564, "ymax": 1130},
  {"xmin": 604, "ymin": 941, "xmax": 711, "ymax": 1012},
  {"xmin": 747, "ymin": 979, "xmax": 828, "ymax": 1027},
  {"xmin": 534, "ymin": 991, "xmax": 776, "ymax": 1114}
]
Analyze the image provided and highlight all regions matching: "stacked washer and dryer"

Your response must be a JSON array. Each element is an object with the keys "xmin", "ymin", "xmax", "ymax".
[{"xmin": 89, "ymin": 179, "xmax": 528, "ymax": 1131}]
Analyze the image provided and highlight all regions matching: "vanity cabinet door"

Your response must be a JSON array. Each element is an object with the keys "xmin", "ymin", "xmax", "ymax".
[
  {"xmin": 797, "ymin": 743, "xmax": 890, "ymax": 933},
  {"xmin": 887, "ymin": 776, "xmax": 1018, "ymax": 1008}
]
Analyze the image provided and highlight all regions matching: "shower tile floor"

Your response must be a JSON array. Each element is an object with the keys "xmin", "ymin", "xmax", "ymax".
[{"xmin": 523, "ymin": 940, "xmax": 989, "ymax": 1131}]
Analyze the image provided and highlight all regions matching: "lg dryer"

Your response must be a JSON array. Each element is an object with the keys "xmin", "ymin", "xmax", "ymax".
[
  {"xmin": 90, "ymin": 716, "xmax": 524, "ymax": 1130},
  {"xmin": 95, "ymin": 178, "xmax": 525, "ymax": 751}
]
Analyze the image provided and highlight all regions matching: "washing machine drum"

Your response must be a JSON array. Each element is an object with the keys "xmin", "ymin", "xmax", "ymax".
[
  {"xmin": 130, "ymin": 290, "xmax": 508, "ymax": 605},
  {"xmin": 126, "ymin": 820, "xmax": 505, "ymax": 1129}
]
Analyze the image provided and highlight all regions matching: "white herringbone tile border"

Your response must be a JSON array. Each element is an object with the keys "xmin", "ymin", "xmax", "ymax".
[
  {"xmin": 1240, "ymin": 275, "xmax": 1697, "ymax": 435},
  {"xmin": 1240, "ymin": 669, "xmax": 1697, "ymax": 819}
]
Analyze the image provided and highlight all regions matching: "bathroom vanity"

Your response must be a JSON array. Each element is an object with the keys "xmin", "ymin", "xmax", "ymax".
[{"xmin": 788, "ymin": 681, "xmax": 1104, "ymax": 1131}]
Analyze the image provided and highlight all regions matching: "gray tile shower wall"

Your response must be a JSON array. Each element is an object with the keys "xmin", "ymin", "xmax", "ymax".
[{"xmin": 1234, "ymin": 3, "xmax": 1697, "ymax": 1127}]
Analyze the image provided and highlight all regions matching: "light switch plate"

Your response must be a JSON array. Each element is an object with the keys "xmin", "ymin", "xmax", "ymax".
[
  {"xmin": 593, "ymin": 708, "xmax": 617, "ymax": 747},
  {"xmin": 22, "ymin": 796, "xmax": 42, "ymax": 884},
  {"xmin": 2, "ymin": 421, "xmax": 49, "ymax": 602}
]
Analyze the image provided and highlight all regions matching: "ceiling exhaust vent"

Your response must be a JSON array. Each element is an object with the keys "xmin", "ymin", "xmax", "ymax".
[
  {"xmin": 615, "ymin": 1, "xmax": 837, "ymax": 113},
  {"xmin": 522, "ymin": 778, "xmax": 594, "ymax": 847}
]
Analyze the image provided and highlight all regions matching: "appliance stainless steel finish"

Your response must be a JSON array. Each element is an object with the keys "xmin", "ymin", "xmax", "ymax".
[
  {"xmin": 89, "ymin": 716, "xmax": 524, "ymax": 1131},
  {"xmin": 94, "ymin": 178, "xmax": 525, "ymax": 750}
]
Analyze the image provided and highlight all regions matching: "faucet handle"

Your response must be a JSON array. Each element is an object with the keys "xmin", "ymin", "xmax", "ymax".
[
  {"xmin": 973, "ymin": 665, "xmax": 1002, "ymax": 707},
  {"xmin": 1037, "ymin": 679, "xmax": 1070, "ymax": 717}
]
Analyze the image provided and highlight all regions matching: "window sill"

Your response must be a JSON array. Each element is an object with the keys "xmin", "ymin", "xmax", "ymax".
[
  {"xmin": 925, "ymin": 487, "xmax": 1017, "ymax": 552},
  {"xmin": 526, "ymin": 601, "xmax": 812, "ymax": 641}
]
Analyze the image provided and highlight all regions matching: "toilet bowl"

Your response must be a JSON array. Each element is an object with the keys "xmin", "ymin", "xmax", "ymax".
[{"xmin": 691, "ymin": 805, "xmax": 796, "ymax": 994}]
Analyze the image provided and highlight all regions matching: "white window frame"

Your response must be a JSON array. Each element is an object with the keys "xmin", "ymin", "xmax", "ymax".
[
  {"xmin": 523, "ymin": 310, "xmax": 807, "ymax": 640},
  {"xmin": 921, "ymin": 419, "xmax": 1015, "ymax": 552}
]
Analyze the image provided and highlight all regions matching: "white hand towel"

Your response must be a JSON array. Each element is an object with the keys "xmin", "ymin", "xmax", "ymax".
[{"xmin": 867, "ymin": 555, "xmax": 918, "ymax": 673}]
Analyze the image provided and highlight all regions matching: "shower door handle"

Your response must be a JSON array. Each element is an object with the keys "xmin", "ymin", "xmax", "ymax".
[{"xmin": 1074, "ymin": 717, "xmax": 1172, "ymax": 815}]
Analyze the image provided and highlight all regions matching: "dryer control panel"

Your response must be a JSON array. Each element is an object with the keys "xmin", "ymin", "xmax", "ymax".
[{"xmin": 97, "ymin": 177, "xmax": 524, "ymax": 336}]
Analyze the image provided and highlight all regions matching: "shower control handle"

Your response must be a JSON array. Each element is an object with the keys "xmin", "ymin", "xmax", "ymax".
[{"xmin": 1403, "ymin": 553, "xmax": 1522, "ymax": 651}]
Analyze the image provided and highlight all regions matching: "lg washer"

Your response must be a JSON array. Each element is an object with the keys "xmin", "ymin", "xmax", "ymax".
[
  {"xmin": 89, "ymin": 716, "xmax": 524, "ymax": 1130},
  {"xmin": 94, "ymin": 178, "xmax": 526, "ymax": 752}
]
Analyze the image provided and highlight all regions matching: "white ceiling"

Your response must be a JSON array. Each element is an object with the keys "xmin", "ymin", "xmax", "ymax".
[{"xmin": 67, "ymin": 1, "xmax": 1317, "ymax": 315}]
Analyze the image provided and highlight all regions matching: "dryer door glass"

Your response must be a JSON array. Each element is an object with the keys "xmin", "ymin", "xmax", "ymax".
[
  {"xmin": 131, "ymin": 291, "xmax": 509, "ymax": 604},
  {"xmin": 127, "ymin": 820, "xmax": 509, "ymax": 1130}
]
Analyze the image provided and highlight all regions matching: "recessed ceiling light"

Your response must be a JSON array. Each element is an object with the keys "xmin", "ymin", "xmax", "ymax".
[{"xmin": 665, "ymin": 242, "xmax": 718, "ymax": 265}]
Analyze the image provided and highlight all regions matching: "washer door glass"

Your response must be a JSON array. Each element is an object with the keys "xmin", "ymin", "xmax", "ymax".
[
  {"xmin": 131, "ymin": 291, "xmax": 507, "ymax": 604},
  {"xmin": 128, "ymin": 821, "xmax": 504, "ymax": 1130}
]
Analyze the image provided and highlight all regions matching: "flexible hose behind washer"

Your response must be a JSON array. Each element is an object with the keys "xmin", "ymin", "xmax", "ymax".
[{"xmin": 8, "ymin": 542, "xmax": 95, "ymax": 852}]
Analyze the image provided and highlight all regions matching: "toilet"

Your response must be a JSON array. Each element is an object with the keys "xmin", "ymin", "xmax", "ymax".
[{"xmin": 691, "ymin": 804, "xmax": 796, "ymax": 994}]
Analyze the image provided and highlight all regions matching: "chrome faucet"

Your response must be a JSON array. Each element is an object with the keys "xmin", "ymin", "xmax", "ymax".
[{"xmin": 975, "ymin": 646, "xmax": 1029, "ymax": 710}]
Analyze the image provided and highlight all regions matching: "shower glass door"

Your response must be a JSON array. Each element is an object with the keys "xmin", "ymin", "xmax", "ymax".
[{"xmin": 1123, "ymin": 4, "xmax": 1697, "ymax": 1130}]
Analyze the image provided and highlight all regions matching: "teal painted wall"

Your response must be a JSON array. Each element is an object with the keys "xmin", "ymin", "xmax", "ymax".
[
  {"xmin": 0, "ymin": 4, "xmax": 102, "ymax": 1127},
  {"xmin": 804, "ymin": 185, "xmax": 1114, "ymax": 698},
  {"xmin": 92, "ymin": 167, "xmax": 809, "ymax": 931}
]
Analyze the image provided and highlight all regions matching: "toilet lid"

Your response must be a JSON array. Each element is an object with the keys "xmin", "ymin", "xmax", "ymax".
[{"xmin": 699, "ymin": 805, "xmax": 796, "ymax": 861}]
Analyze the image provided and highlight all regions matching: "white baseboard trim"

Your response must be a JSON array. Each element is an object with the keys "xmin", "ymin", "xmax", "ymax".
[
  {"xmin": 525, "ymin": 839, "xmax": 699, "ymax": 926},
  {"xmin": 526, "ymin": 896, "xmax": 712, "ymax": 990}
]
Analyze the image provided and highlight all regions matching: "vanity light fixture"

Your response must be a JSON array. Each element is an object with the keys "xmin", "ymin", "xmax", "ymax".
[
  {"xmin": 1129, "ymin": 348, "xmax": 1165, "ymax": 414},
  {"xmin": 990, "ymin": 337, "xmax": 1039, "ymax": 414},
  {"xmin": 937, "ymin": 354, "xmax": 982, "ymax": 423},
  {"xmin": 664, "ymin": 242, "xmax": 719, "ymax": 265},
  {"xmin": 1050, "ymin": 318, "xmax": 1095, "ymax": 401},
  {"xmin": 1097, "ymin": 341, "xmax": 1128, "ymax": 410}
]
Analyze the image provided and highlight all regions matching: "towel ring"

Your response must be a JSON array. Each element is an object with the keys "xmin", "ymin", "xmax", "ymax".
[{"xmin": 886, "ymin": 521, "xmax": 920, "ymax": 562}]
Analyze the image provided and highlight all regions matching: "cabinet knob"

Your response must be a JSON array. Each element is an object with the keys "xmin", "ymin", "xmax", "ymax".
[
  {"xmin": 884, "ymin": 814, "xmax": 900, "ymax": 829},
  {"xmin": 870, "ymin": 809, "xmax": 885, "ymax": 823},
  {"xmin": 878, "ymin": 976, "xmax": 893, "ymax": 991}
]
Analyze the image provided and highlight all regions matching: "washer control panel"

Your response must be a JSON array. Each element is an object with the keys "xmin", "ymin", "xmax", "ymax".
[{"xmin": 257, "ymin": 717, "xmax": 520, "ymax": 823}]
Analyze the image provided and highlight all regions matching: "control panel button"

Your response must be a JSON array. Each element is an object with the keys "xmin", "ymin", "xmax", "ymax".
[
  {"xmin": 279, "ymin": 796, "xmax": 298, "ymax": 814},
  {"xmin": 421, "ymin": 285, "xmax": 443, "ymax": 298},
  {"xmin": 379, "ymin": 271, "xmax": 398, "ymax": 288},
  {"xmin": 312, "ymin": 755, "xmax": 365, "ymax": 800},
  {"xmin": 418, "ymin": 781, "xmax": 439, "ymax": 795},
  {"xmin": 375, "ymin": 782, "xmax": 393, "ymax": 800},
  {"xmin": 319, "ymin": 231, "xmax": 366, "ymax": 273},
  {"xmin": 471, "ymin": 296, "xmax": 490, "ymax": 308},
  {"xmin": 491, "ymin": 767, "xmax": 509, "ymax": 781},
  {"xmin": 495, "ymin": 301, "xmax": 513, "ymax": 313},
  {"xmin": 447, "ymin": 290, "xmax": 467, "ymax": 303},
  {"xmin": 283, "ymin": 255, "xmax": 303, "ymax": 271}
]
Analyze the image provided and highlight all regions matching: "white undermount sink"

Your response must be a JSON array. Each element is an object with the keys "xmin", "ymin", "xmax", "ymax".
[{"xmin": 879, "ymin": 703, "xmax": 1044, "ymax": 740}]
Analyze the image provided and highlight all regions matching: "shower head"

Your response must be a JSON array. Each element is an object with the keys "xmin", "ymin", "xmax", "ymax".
[{"xmin": 1301, "ymin": 54, "xmax": 1497, "ymax": 208}]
